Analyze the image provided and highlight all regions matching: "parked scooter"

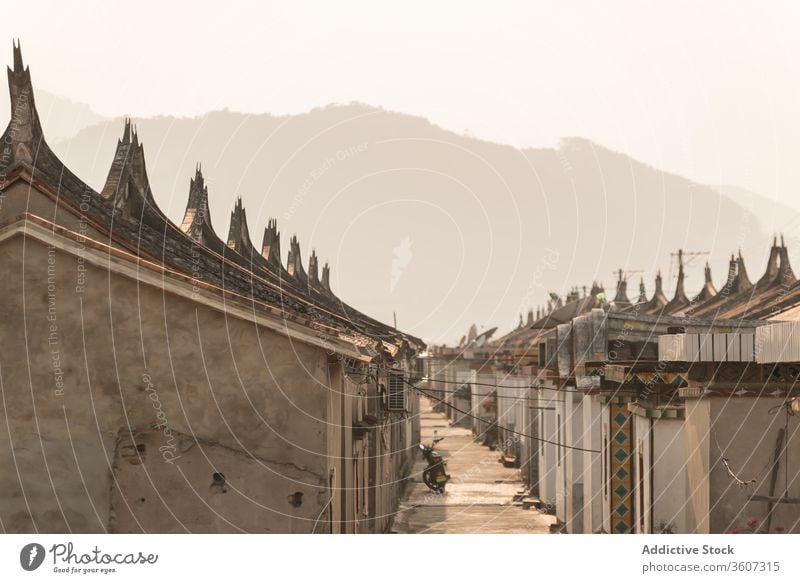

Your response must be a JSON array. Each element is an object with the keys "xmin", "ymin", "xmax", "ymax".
[{"xmin": 419, "ymin": 436, "xmax": 450, "ymax": 493}]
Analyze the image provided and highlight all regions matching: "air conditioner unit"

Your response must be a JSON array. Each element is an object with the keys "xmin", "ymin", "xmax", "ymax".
[{"xmin": 385, "ymin": 368, "xmax": 407, "ymax": 412}]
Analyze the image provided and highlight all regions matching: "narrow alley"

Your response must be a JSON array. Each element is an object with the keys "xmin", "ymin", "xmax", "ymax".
[{"xmin": 392, "ymin": 398, "xmax": 555, "ymax": 533}]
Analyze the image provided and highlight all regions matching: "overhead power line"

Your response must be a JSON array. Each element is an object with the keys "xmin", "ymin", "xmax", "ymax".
[
  {"xmin": 420, "ymin": 384, "xmax": 563, "ymax": 403},
  {"xmin": 421, "ymin": 375, "xmax": 637, "ymax": 395},
  {"xmin": 424, "ymin": 376, "xmax": 578, "ymax": 393},
  {"xmin": 406, "ymin": 379, "xmax": 601, "ymax": 454}
]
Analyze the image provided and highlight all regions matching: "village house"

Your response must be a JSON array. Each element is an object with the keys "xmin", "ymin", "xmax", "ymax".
[
  {"xmin": 0, "ymin": 43, "xmax": 424, "ymax": 534},
  {"xmin": 424, "ymin": 244, "xmax": 800, "ymax": 534}
]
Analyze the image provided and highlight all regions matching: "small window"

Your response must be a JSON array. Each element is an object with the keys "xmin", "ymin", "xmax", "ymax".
[{"xmin": 386, "ymin": 368, "xmax": 407, "ymax": 412}]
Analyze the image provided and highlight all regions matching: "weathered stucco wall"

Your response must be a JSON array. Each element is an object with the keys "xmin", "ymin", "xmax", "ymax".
[
  {"xmin": 0, "ymin": 233, "xmax": 334, "ymax": 532},
  {"xmin": 0, "ymin": 181, "xmax": 120, "ymax": 251},
  {"xmin": 652, "ymin": 418, "xmax": 687, "ymax": 534},
  {"xmin": 708, "ymin": 397, "xmax": 800, "ymax": 534}
]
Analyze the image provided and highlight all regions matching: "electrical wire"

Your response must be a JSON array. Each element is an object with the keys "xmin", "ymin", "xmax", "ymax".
[
  {"xmin": 420, "ymin": 375, "xmax": 637, "ymax": 394},
  {"xmin": 422, "ymin": 376, "xmax": 572, "ymax": 391},
  {"xmin": 720, "ymin": 457, "xmax": 757, "ymax": 487},
  {"xmin": 419, "ymin": 384, "xmax": 564, "ymax": 403},
  {"xmin": 712, "ymin": 431, "xmax": 770, "ymax": 487},
  {"xmin": 405, "ymin": 378, "xmax": 601, "ymax": 454},
  {"xmin": 312, "ymin": 468, "xmax": 336, "ymax": 534}
]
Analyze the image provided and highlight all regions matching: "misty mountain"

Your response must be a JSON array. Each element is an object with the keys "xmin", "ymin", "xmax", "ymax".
[
  {"xmin": 31, "ymin": 88, "xmax": 107, "ymax": 141},
  {"xmin": 44, "ymin": 105, "xmax": 788, "ymax": 344},
  {"xmin": 712, "ymin": 184, "xmax": 800, "ymax": 241}
]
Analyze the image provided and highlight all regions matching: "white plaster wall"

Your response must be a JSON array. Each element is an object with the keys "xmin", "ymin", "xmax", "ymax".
[
  {"xmin": 581, "ymin": 395, "xmax": 603, "ymax": 533},
  {"xmin": 600, "ymin": 403, "xmax": 611, "ymax": 533},
  {"xmin": 684, "ymin": 397, "xmax": 711, "ymax": 533},
  {"xmin": 537, "ymin": 388, "xmax": 558, "ymax": 512},
  {"xmin": 564, "ymin": 391, "xmax": 584, "ymax": 532},
  {"xmin": 632, "ymin": 415, "xmax": 651, "ymax": 534}
]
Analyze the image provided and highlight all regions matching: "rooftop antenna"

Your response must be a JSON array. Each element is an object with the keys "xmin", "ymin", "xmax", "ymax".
[
  {"xmin": 612, "ymin": 269, "xmax": 643, "ymax": 279},
  {"xmin": 668, "ymin": 250, "xmax": 709, "ymax": 294}
]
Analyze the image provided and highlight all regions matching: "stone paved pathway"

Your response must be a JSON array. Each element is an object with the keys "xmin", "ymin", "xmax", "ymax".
[{"xmin": 392, "ymin": 398, "xmax": 555, "ymax": 533}]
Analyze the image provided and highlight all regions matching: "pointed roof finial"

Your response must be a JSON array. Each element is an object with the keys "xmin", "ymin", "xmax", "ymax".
[
  {"xmin": 674, "ymin": 250, "xmax": 686, "ymax": 296},
  {"xmin": 611, "ymin": 268, "xmax": 630, "ymax": 308},
  {"xmin": 662, "ymin": 250, "xmax": 690, "ymax": 314},
  {"xmin": 101, "ymin": 117, "xmax": 162, "ymax": 219},
  {"xmin": 638, "ymin": 277, "xmax": 647, "ymax": 303},
  {"xmin": 732, "ymin": 250, "xmax": 752, "ymax": 293},
  {"xmin": 776, "ymin": 240, "xmax": 796, "ymax": 287},
  {"xmin": 261, "ymin": 217, "xmax": 282, "ymax": 268},
  {"xmin": 641, "ymin": 270, "xmax": 668, "ymax": 314},
  {"xmin": 226, "ymin": 197, "xmax": 256, "ymax": 255},
  {"xmin": 695, "ymin": 261, "xmax": 717, "ymax": 303},
  {"xmin": 286, "ymin": 234, "xmax": 308, "ymax": 282},
  {"xmin": 4, "ymin": 39, "xmax": 45, "ymax": 159},
  {"xmin": 180, "ymin": 163, "xmax": 214, "ymax": 240},
  {"xmin": 757, "ymin": 237, "xmax": 781, "ymax": 288},
  {"xmin": 308, "ymin": 249, "xmax": 319, "ymax": 284},
  {"xmin": 321, "ymin": 262, "xmax": 331, "ymax": 292},
  {"xmin": 122, "ymin": 117, "xmax": 131, "ymax": 144},
  {"xmin": 12, "ymin": 39, "xmax": 23, "ymax": 73}
]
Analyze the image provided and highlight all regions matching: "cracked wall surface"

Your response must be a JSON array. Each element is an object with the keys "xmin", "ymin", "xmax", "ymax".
[{"xmin": 0, "ymin": 223, "xmax": 335, "ymax": 533}]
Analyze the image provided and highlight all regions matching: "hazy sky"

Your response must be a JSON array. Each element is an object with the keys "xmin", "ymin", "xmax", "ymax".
[{"xmin": 4, "ymin": 1, "xmax": 800, "ymax": 207}]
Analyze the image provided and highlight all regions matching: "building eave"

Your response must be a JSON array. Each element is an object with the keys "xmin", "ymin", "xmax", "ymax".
[{"xmin": 0, "ymin": 214, "xmax": 378, "ymax": 361}]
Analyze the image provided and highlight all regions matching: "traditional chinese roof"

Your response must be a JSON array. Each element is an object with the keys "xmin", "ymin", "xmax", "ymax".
[
  {"xmin": 0, "ymin": 42, "xmax": 423, "ymax": 357},
  {"xmin": 694, "ymin": 262, "xmax": 717, "ymax": 303},
  {"xmin": 609, "ymin": 269, "xmax": 631, "ymax": 312},
  {"xmin": 663, "ymin": 249, "xmax": 691, "ymax": 314},
  {"xmin": 689, "ymin": 238, "xmax": 797, "ymax": 321}
]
